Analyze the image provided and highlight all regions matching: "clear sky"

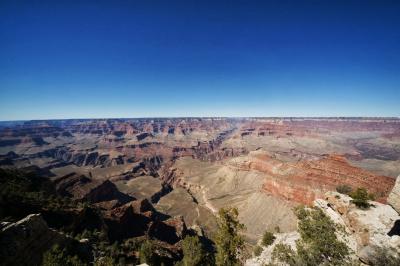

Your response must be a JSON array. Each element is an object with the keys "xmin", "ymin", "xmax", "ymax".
[{"xmin": 0, "ymin": 0, "xmax": 399, "ymax": 120}]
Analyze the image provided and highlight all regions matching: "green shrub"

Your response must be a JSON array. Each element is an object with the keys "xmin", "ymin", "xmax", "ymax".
[
  {"xmin": 296, "ymin": 207, "xmax": 350, "ymax": 265},
  {"xmin": 271, "ymin": 243, "xmax": 296, "ymax": 265},
  {"xmin": 261, "ymin": 231, "xmax": 276, "ymax": 247},
  {"xmin": 350, "ymin": 187, "xmax": 375, "ymax": 209},
  {"xmin": 336, "ymin": 184, "xmax": 352, "ymax": 195},
  {"xmin": 181, "ymin": 235, "xmax": 205, "ymax": 266},
  {"xmin": 271, "ymin": 207, "xmax": 352, "ymax": 266}
]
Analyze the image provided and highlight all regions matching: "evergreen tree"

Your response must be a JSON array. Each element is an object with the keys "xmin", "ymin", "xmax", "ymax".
[
  {"xmin": 350, "ymin": 187, "xmax": 374, "ymax": 209},
  {"xmin": 181, "ymin": 235, "xmax": 205, "ymax": 266},
  {"xmin": 139, "ymin": 240, "xmax": 157, "ymax": 266},
  {"xmin": 271, "ymin": 207, "xmax": 352, "ymax": 266},
  {"xmin": 261, "ymin": 231, "xmax": 276, "ymax": 247},
  {"xmin": 215, "ymin": 207, "xmax": 245, "ymax": 266}
]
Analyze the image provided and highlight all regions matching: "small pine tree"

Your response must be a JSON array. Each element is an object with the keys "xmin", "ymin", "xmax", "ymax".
[
  {"xmin": 271, "ymin": 207, "xmax": 352, "ymax": 266},
  {"xmin": 181, "ymin": 235, "xmax": 205, "ymax": 266},
  {"xmin": 261, "ymin": 231, "xmax": 276, "ymax": 247},
  {"xmin": 271, "ymin": 243, "xmax": 296, "ymax": 265},
  {"xmin": 215, "ymin": 207, "xmax": 245, "ymax": 266},
  {"xmin": 350, "ymin": 187, "xmax": 374, "ymax": 209},
  {"xmin": 139, "ymin": 240, "xmax": 157, "ymax": 266}
]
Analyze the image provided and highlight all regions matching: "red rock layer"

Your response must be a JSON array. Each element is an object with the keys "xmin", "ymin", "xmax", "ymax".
[{"xmin": 239, "ymin": 153, "xmax": 395, "ymax": 205}]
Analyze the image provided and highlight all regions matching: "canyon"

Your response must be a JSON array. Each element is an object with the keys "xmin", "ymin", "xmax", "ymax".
[{"xmin": 0, "ymin": 117, "xmax": 399, "ymax": 264}]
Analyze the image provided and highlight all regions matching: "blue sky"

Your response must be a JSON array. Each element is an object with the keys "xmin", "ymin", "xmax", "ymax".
[{"xmin": 0, "ymin": 0, "xmax": 399, "ymax": 120}]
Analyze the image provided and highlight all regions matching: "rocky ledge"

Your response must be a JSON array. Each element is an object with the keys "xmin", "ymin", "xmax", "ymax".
[{"xmin": 0, "ymin": 214, "xmax": 90, "ymax": 266}]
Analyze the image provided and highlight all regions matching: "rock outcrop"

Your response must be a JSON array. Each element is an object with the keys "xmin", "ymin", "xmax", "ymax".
[
  {"xmin": 245, "ymin": 232, "xmax": 300, "ymax": 266},
  {"xmin": 0, "ymin": 214, "xmax": 90, "ymax": 266},
  {"xmin": 103, "ymin": 198, "xmax": 187, "ymax": 244},
  {"xmin": 316, "ymin": 192, "xmax": 400, "ymax": 264},
  {"xmin": 244, "ymin": 151, "xmax": 395, "ymax": 205},
  {"xmin": 148, "ymin": 215, "xmax": 187, "ymax": 244},
  {"xmin": 247, "ymin": 191, "xmax": 400, "ymax": 265},
  {"xmin": 104, "ymin": 199, "xmax": 154, "ymax": 242},
  {"xmin": 388, "ymin": 175, "xmax": 400, "ymax": 214},
  {"xmin": 54, "ymin": 173, "xmax": 133, "ymax": 206}
]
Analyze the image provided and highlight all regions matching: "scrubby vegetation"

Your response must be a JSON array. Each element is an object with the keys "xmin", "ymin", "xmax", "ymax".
[
  {"xmin": 335, "ymin": 184, "xmax": 376, "ymax": 209},
  {"xmin": 271, "ymin": 243, "xmax": 296, "ymax": 265},
  {"xmin": 179, "ymin": 235, "xmax": 214, "ymax": 266},
  {"xmin": 0, "ymin": 168, "xmax": 81, "ymax": 222},
  {"xmin": 270, "ymin": 206, "xmax": 353, "ymax": 266},
  {"xmin": 372, "ymin": 246, "xmax": 400, "ymax": 266},
  {"xmin": 261, "ymin": 231, "xmax": 276, "ymax": 247},
  {"xmin": 349, "ymin": 187, "xmax": 375, "ymax": 209},
  {"xmin": 253, "ymin": 245, "xmax": 263, "ymax": 257},
  {"xmin": 0, "ymin": 168, "xmax": 87, "ymax": 233},
  {"xmin": 215, "ymin": 207, "xmax": 246, "ymax": 266},
  {"xmin": 42, "ymin": 245, "xmax": 86, "ymax": 266}
]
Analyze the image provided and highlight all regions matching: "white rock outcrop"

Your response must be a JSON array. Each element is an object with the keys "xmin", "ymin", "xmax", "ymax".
[
  {"xmin": 246, "ymin": 191, "xmax": 400, "ymax": 265},
  {"xmin": 317, "ymin": 192, "xmax": 400, "ymax": 264},
  {"xmin": 388, "ymin": 175, "xmax": 400, "ymax": 214},
  {"xmin": 245, "ymin": 231, "xmax": 300, "ymax": 266}
]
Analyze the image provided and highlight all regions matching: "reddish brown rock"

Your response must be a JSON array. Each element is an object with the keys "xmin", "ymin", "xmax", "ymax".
[
  {"xmin": 251, "ymin": 154, "xmax": 395, "ymax": 205},
  {"xmin": 54, "ymin": 173, "xmax": 133, "ymax": 205},
  {"xmin": 148, "ymin": 216, "xmax": 187, "ymax": 244}
]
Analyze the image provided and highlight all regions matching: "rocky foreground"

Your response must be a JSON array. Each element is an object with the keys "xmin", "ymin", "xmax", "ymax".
[{"xmin": 246, "ymin": 190, "xmax": 400, "ymax": 265}]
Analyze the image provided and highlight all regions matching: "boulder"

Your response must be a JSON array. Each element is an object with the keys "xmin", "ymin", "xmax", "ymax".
[{"xmin": 148, "ymin": 216, "xmax": 187, "ymax": 244}]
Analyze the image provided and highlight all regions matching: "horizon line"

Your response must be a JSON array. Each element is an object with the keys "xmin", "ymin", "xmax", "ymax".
[{"xmin": 1, "ymin": 116, "xmax": 400, "ymax": 123}]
